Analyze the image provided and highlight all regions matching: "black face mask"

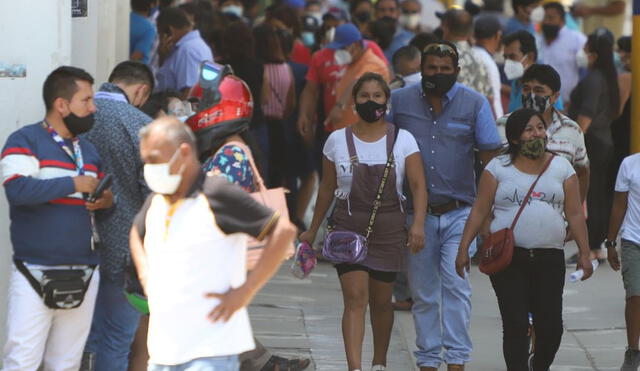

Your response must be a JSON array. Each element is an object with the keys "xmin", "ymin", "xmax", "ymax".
[
  {"xmin": 63, "ymin": 112, "xmax": 95, "ymax": 137},
  {"xmin": 521, "ymin": 93, "xmax": 551, "ymax": 113},
  {"xmin": 354, "ymin": 11, "xmax": 371, "ymax": 24},
  {"xmin": 355, "ymin": 100, "xmax": 387, "ymax": 123},
  {"xmin": 541, "ymin": 24, "xmax": 560, "ymax": 40},
  {"xmin": 422, "ymin": 73, "xmax": 457, "ymax": 96}
]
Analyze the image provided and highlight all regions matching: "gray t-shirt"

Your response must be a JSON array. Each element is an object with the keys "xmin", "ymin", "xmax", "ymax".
[{"xmin": 486, "ymin": 155, "xmax": 576, "ymax": 249}]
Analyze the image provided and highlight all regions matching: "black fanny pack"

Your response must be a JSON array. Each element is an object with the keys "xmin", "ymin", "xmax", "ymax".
[{"xmin": 14, "ymin": 259, "xmax": 96, "ymax": 310}]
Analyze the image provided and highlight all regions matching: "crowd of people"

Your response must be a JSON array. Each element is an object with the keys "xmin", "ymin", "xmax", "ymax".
[{"xmin": 0, "ymin": 0, "xmax": 638, "ymax": 370}]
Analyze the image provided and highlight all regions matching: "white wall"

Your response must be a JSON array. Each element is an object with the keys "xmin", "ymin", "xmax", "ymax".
[{"xmin": 0, "ymin": 0, "xmax": 129, "ymax": 356}]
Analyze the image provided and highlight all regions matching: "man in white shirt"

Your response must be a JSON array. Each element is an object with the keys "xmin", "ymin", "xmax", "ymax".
[
  {"xmin": 473, "ymin": 14, "xmax": 504, "ymax": 118},
  {"xmin": 537, "ymin": 2, "xmax": 587, "ymax": 104},
  {"xmin": 605, "ymin": 153, "xmax": 640, "ymax": 370},
  {"xmin": 130, "ymin": 117, "xmax": 296, "ymax": 370}
]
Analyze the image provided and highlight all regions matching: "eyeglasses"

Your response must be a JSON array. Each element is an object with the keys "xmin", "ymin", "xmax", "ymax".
[{"xmin": 423, "ymin": 43, "xmax": 458, "ymax": 59}]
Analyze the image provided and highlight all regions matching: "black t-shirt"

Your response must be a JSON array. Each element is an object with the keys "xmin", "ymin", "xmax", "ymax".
[{"xmin": 569, "ymin": 69, "xmax": 615, "ymax": 145}]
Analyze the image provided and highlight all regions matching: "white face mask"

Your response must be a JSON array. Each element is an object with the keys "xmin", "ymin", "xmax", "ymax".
[
  {"xmin": 403, "ymin": 72, "xmax": 422, "ymax": 85},
  {"xmin": 144, "ymin": 149, "xmax": 184, "ymax": 195},
  {"xmin": 221, "ymin": 5, "xmax": 243, "ymax": 17},
  {"xmin": 576, "ymin": 49, "xmax": 589, "ymax": 68},
  {"xmin": 504, "ymin": 58, "xmax": 525, "ymax": 80},
  {"xmin": 530, "ymin": 6, "xmax": 544, "ymax": 23},
  {"xmin": 325, "ymin": 27, "xmax": 335, "ymax": 44},
  {"xmin": 334, "ymin": 49, "xmax": 352, "ymax": 66},
  {"xmin": 399, "ymin": 14, "xmax": 421, "ymax": 29}
]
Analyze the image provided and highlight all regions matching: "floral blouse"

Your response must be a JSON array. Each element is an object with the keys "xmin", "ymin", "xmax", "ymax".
[{"xmin": 202, "ymin": 144, "xmax": 255, "ymax": 192}]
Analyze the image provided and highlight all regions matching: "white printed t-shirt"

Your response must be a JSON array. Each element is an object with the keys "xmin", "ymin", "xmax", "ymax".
[
  {"xmin": 486, "ymin": 154, "xmax": 576, "ymax": 249},
  {"xmin": 615, "ymin": 153, "xmax": 640, "ymax": 245},
  {"xmin": 323, "ymin": 128, "xmax": 420, "ymax": 199}
]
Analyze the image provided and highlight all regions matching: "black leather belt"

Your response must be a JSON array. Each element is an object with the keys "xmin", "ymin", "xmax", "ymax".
[{"xmin": 428, "ymin": 199, "xmax": 467, "ymax": 216}]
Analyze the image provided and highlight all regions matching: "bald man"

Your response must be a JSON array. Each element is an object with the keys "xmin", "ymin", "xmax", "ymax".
[{"xmin": 130, "ymin": 118, "xmax": 296, "ymax": 370}]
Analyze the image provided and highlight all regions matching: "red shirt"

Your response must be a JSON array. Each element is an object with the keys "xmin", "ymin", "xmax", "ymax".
[
  {"xmin": 291, "ymin": 40, "xmax": 312, "ymax": 66},
  {"xmin": 305, "ymin": 40, "xmax": 390, "ymax": 119}
]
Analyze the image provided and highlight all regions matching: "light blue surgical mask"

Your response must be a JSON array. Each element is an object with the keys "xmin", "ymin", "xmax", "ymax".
[
  {"xmin": 301, "ymin": 31, "xmax": 315, "ymax": 47},
  {"xmin": 222, "ymin": 5, "xmax": 243, "ymax": 17}
]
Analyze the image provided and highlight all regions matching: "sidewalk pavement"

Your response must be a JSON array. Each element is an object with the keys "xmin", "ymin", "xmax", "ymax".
[{"xmin": 250, "ymin": 242, "xmax": 630, "ymax": 370}]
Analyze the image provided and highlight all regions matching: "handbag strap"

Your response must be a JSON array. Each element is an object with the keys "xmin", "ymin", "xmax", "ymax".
[
  {"xmin": 509, "ymin": 154, "xmax": 555, "ymax": 230},
  {"xmin": 344, "ymin": 124, "xmax": 399, "ymax": 239}
]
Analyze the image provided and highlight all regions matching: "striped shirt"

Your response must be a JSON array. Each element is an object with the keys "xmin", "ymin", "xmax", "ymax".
[
  {"xmin": 1, "ymin": 123, "xmax": 102, "ymax": 265},
  {"xmin": 496, "ymin": 109, "xmax": 589, "ymax": 167},
  {"xmin": 262, "ymin": 63, "xmax": 292, "ymax": 120}
]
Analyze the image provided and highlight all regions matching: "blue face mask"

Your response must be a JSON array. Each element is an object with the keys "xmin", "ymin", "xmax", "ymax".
[
  {"xmin": 301, "ymin": 31, "xmax": 315, "ymax": 47},
  {"xmin": 614, "ymin": 52, "xmax": 624, "ymax": 71},
  {"xmin": 221, "ymin": 5, "xmax": 243, "ymax": 17}
]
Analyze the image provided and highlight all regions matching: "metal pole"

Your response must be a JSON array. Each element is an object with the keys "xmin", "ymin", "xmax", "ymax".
[{"xmin": 631, "ymin": 0, "xmax": 640, "ymax": 153}]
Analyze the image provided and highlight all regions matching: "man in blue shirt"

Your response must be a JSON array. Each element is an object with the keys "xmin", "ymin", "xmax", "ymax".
[
  {"xmin": 1, "ymin": 66, "xmax": 112, "ymax": 371},
  {"xmin": 155, "ymin": 7, "xmax": 213, "ymax": 97},
  {"xmin": 82, "ymin": 61, "xmax": 154, "ymax": 371},
  {"xmin": 388, "ymin": 41, "xmax": 502, "ymax": 371},
  {"xmin": 375, "ymin": 0, "xmax": 414, "ymax": 64},
  {"xmin": 130, "ymin": 0, "xmax": 157, "ymax": 64}
]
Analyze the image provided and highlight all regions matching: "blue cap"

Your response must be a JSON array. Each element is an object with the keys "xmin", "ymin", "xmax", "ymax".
[
  {"xmin": 327, "ymin": 23, "xmax": 362, "ymax": 49},
  {"xmin": 285, "ymin": 0, "xmax": 305, "ymax": 9}
]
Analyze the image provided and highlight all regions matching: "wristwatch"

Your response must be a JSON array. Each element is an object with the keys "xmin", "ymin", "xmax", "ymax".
[{"xmin": 604, "ymin": 238, "xmax": 617, "ymax": 249}]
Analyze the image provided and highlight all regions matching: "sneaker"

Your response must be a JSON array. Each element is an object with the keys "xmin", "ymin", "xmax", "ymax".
[
  {"xmin": 621, "ymin": 348, "xmax": 640, "ymax": 371},
  {"xmin": 371, "ymin": 365, "xmax": 386, "ymax": 371}
]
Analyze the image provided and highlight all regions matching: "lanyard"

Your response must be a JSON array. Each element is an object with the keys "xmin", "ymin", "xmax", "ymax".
[{"xmin": 42, "ymin": 121, "xmax": 85, "ymax": 175}]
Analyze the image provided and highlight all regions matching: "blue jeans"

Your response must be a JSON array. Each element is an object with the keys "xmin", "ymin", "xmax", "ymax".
[
  {"xmin": 408, "ymin": 207, "xmax": 475, "ymax": 368},
  {"xmin": 84, "ymin": 275, "xmax": 141, "ymax": 371},
  {"xmin": 148, "ymin": 355, "xmax": 239, "ymax": 371}
]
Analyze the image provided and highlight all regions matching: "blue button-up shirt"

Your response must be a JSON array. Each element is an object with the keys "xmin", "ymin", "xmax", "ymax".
[
  {"xmin": 388, "ymin": 82, "xmax": 501, "ymax": 206},
  {"xmin": 156, "ymin": 30, "xmax": 213, "ymax": 92}
]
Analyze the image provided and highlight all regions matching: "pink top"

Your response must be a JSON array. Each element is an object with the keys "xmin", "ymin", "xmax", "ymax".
[{"xmin": 262, "ymin": 63, "xmax": 292, "ymax": 120}]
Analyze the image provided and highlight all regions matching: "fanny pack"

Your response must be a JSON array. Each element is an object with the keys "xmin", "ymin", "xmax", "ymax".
[{"xmin": 14, "ymin": 259, "xmax": 96, "ymax": 310}]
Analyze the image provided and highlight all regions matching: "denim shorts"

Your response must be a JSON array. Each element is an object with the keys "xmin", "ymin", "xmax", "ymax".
[
  {"xmin": 148, "ymin": 355, "xmax": 239, "ymax": 371},
  {"xmin": 621, "ymin": 239, "xmax": 640, "ymax": 299}
]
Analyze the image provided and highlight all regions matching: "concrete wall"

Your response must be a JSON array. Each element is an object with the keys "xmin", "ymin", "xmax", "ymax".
[{"xmin": 0, "ymin": 0, "xmax": 128, "ymax": 356}]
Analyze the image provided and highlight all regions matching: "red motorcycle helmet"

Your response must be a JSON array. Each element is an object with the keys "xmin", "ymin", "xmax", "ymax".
[{"xmin": 185, "ymin": 62, "xmax": 254, "ymax": 158}]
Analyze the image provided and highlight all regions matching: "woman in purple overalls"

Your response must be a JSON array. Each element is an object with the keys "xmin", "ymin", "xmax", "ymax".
[{"xmin": 300, "ymin": 72, "xmax": 428, "ymax": 371}]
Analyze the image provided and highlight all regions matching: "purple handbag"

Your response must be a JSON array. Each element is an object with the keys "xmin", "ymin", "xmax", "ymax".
[
  {"xmin": 322, "ymin": 128, "xmax": 396, "ymax": 264},
  {"xmin": 322, "ymin": 231, "xmax": 368, "ymax": 264}
]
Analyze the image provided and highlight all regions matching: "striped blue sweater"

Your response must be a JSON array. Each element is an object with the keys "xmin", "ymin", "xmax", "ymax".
[{"xmin": 1, "ymin": 123, "xmax": 102, "ymax": 265}]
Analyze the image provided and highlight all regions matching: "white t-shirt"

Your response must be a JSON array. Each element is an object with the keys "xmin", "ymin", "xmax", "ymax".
[
  {"xmin": 473, "ymin": 46, "xmax": 504, "ymax": 118},
  {"xmin": 323, "ymin": 128, "xmax": 420, "ymax": 199},
  {"xmin": 615, "ymin": 153, "xmax": 640, "ymax": 245},
  {"xmin": 486, "ymin": 155, "xmax": 576, "ymax": 249}
]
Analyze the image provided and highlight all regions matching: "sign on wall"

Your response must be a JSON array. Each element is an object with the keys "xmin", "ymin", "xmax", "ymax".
[{"xmin": 0, "ymin": 63, "xmax": 26, "ymax": 78}]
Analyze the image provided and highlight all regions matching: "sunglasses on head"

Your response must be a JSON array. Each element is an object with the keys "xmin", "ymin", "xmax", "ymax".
[{"xmin": 423, "ymin": 43, "xmax": 458, "ymax": 59}]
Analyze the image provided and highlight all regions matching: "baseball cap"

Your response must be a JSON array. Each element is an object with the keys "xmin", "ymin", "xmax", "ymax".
[
  {"xmin": 474, "ymin": 14, "xmax": 502, "ymax": 39},
  {"xmin": 285, "ymin": 0, "xmax": 305, "ymax": 9},
  {"xmin": 327, "ymin": 23, "xmax": 362, "ymax": 49},
  {"xmin": 324, "ymin": 6, "xmax": 350, "ymax": 22}
]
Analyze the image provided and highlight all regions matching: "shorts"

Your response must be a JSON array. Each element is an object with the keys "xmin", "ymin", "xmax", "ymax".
[
  {"xmin": 335, "ymin": 263, "xmax": 397, "ymax": 283},
  {"xmin": 621, "ymin": 239, "xmax": 640, "ymax": 299}
]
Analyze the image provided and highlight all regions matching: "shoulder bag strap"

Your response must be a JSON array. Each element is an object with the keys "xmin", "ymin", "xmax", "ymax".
[
  {"xmin": 509, "ymin": 154, "xmax": 555, "ymax": 230},
  {"xmin": 365, "ymin": 124, "xmax": 399, "ymax": 239},
  {"xmin": 14, "ymin": 259, "xmax": 43, "ymax": 296}
]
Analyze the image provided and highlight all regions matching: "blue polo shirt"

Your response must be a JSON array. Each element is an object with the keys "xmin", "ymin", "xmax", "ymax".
[
  {"xmin": 156, "ymin": 30, "xmax": 213, "ymax": 92},
  {"xmin": 388, "ymin": 82, "xmax": 501, "ymax": 206},
  {"xmin": 130, "ymin": 12, "xmax": 156, "ymax": 64}
]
